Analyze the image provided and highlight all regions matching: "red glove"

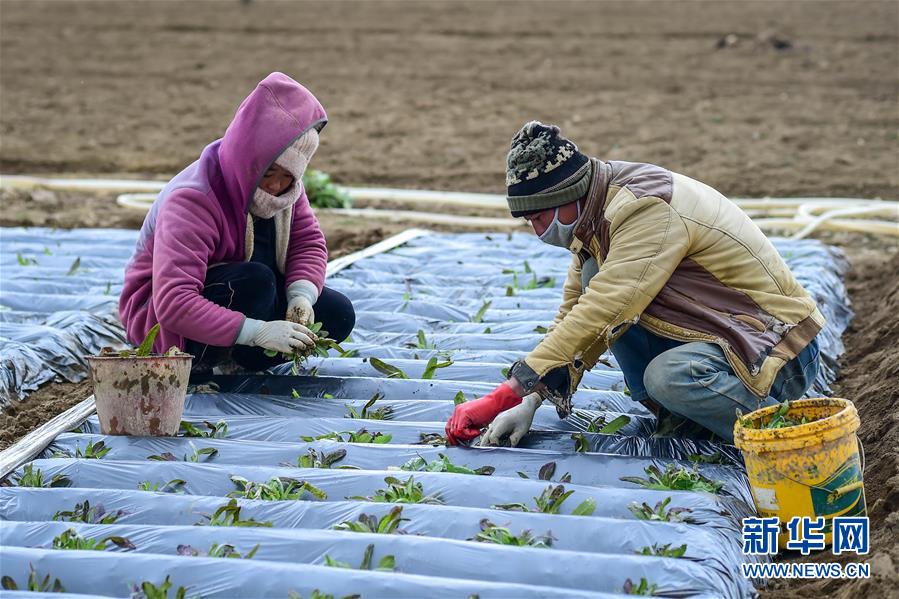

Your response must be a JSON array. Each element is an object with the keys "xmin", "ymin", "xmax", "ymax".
[{"xmin": 445, "ymin": 383, "xmax": 522, "ymax": 446}]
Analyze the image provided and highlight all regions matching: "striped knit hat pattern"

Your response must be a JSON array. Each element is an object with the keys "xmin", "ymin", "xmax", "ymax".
[{"xmin": 505, "ymin": 121, "xmax": 591, "ymax": 218}]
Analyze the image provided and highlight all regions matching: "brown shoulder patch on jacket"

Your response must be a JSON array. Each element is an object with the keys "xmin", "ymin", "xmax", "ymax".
[
  {"xmin": 574, "ymin": 159, "xmax": 611, "ymax": 246},
  {"xmin": 608, "ymin": 161, "xmax": 673, "ymax": 204}
]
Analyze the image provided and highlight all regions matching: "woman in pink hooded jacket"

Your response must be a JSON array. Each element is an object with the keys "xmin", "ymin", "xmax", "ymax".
[{"xmin": 119, "ymin": 72, "xmax": 354, "ymax": 371}]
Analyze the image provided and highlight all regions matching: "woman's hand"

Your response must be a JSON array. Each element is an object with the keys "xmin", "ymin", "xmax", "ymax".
[
  {"xmin": 286, "ymin": 296, "xmax": 315, "ymax": 326},
  {"xmin": 238, "ymin": 319, "xmax": 316, "ymax": 354}
]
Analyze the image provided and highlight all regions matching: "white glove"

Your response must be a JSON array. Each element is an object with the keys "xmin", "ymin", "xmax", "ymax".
[
  {"xmin": 236, "ymin": 318, "xmax": 316, "ymax": 354},
  {"xmin": 479, "ymin": 393, "xmax": 542, "ymax": 447},
  {"xmin": 286, "ymin": 280, "xmax": 318, "ymax": 326}
]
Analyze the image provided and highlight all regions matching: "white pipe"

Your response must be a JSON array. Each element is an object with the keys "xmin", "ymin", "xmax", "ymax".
[
  {"xmin": 320, "ymin": 207, "xmax": 525, "ymax": 228},
  {"xmin": 791, "ymin": 205, "xmax": 899, "ymax": 240},
  {"xmin": 3, "ymin": 173, "xmax": 897, "ymax": 237}
]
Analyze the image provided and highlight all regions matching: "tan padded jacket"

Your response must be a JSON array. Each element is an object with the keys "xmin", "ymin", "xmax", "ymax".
[{"xmin": 512, "ymin": 158, "xmax": 824, "ymax": 403}]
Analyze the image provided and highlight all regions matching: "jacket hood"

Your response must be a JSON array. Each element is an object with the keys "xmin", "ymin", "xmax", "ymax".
[{"xmin": 218, "ymin": 72, "xmax": 327, "ymax": 219}]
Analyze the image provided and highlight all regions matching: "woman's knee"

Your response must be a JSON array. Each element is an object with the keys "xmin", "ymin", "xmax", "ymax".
[{"xmin": 316, "ymin": 287, "xmax": 355, "ymax": 342}]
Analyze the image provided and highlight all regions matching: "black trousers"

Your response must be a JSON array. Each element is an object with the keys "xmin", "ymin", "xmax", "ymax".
[{"xmin": 185, "ymin": 261, "xmax": 355, "ymax": 371}]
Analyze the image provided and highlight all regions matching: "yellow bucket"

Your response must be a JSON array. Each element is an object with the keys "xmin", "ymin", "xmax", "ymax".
[{"xmin": 733, "ymin": 398, "xmax": 866, "ymax": 549}]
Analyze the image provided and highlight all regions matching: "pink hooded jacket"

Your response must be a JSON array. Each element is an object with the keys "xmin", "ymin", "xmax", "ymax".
[{"xmin": 119, "ymin": 73, "xmax": 329, "ymax": 353}]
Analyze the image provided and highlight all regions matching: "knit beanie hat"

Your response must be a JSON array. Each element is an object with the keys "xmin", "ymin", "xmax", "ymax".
[
  {"xmin": 506, "ymin": 121, "xmax": 591, "ymax": 218},
  {"xmin": 249, "ymin": 128, "xmax": 320, "ymax": 219}
]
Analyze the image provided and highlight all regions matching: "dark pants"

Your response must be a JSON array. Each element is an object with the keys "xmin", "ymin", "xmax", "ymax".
[{"xmin": 185, "ymin": 261, "xmax": 355, "ymax": 371}]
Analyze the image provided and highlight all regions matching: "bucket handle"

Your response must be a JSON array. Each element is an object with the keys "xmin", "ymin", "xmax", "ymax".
[{"xmin": 766, "ymin": 435, "xmax": 866, "ymax": 500}]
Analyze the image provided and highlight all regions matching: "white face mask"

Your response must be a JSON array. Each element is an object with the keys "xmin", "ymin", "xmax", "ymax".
[{"xmin": 539, "ymin": 202, "xmax": 581, "ymax": 248}]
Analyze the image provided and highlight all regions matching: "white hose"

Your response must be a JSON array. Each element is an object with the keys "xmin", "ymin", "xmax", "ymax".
[{"xmin": 2, "ymin": 174, "xmax": 897, "ymax": 237}]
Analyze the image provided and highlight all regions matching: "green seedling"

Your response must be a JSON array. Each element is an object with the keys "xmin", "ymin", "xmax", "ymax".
[
  {"xmin": 409, "ymin": 329, "xmax": 435, "ymax": 350},
  {"xmin": 368, "ymin": 357, "xmax": 409, "ymax": 379},
  {"xmin": 229, "ymin": 475, "xmax": 327, "ymax": 501},
  {"xmin": 104, "ymin": 281, "xmax": 112, "ymax": 295},
  {"xmin": 138, "ymin": 479, "xmax": 186, "ymax": 493},
  {"xmin": 400, "ymin": 453, "xmax": 494, "ymax": 475},
  {"xmin": 628, "ymin": 497, "xmax": 694, "ymax": 523},
  {"xmin": 637, "ymin": 543, "xmax": 688, "ymax": 558},
  {"xmin": 198, "ymin": 500, "xmax": 272, "ymax": 527},
  {"xmin": 131, "ymin": 575, "xmax": 191, "ymax": 599},
  {"xmin": 620, "ymin": 464, "xmax": 725, "ymax": 494},
  {"xmin": 137, "ymin": 323, "xmax": 161, "ymax": 356},
  {"xmin": 482, "ymin": 326, "xmax": 493, "ymax": 334},
  {"xmin": 99, "ymin": 337, "xmax": 182, "ymax": 359},
  {"xmin": 740, "ymin": 400, "xmax": 814, "ymax": 429},
  {"xmin": 9, "ymin": 464, "xmax": 70, "ymax": 488},
  {"xmin": 623, "ymin": 577, "xmax": 659, "ymax": 596},
  {"xmin": 493, "ymin": 484, "xmax": 596, "ymax": 516},
  {"xmin": 263, "ymin": 322, "xmax": 346, "ymax": 372},
  {"xmin": 296, "ymin": 448, "xmax": 347, "ymax": 469},
  {"xmin": 587, "ymin": 414, "xmax": 631, "ymax": 434},
  {"xmin": 421, "ymin": 356, "xmax": 453, "ymax": 379},
  {"xmin": 351, "ymin": 475, "xmax": 444, "ymax": 505},
  {"xmin": 536, "ymin": 461, "xmax": 572, "ymax": 483},
  {"xmin": 571, "ymin": 432, "xmax": 590, "ymax": 453},
  {"xmin": 1, "ymin": 565, "xmax": 64, "ymax": 593},
  {"xmin": 51, "ymin": 527, "xmax": 135, "ymax": 551},
  {"xmin": 15, "ymin": 251, "xmax": 38, "ymax": 266},
  {"xmin": 473, "ymin": 519, "xmax": 554, "ymax": 548},
  {"xmin": 179, "ymin": 419, "xmax": 228, "ymax": 438},
  {"xmin": 687, "ymin": 452, "xmax": 729, "ymax": 465},
  {"xmin": 53, "ymin": 439, "xmax": 110, "ymax": 459},
  {"xmin": 417, "ymin": 432, "xmax": 448, "ymax": 446},
  {"xmin": 345, "ymin": 393, "xmax": 393, "ymax": 420},
  {"xmin": 147, "ymin": 441, "xmax": 218, "ymax": 463},
  {"xmin": 503, "ymin": 264, "xmax": 555, "ymax": 290},
  {"xmin": 534, "ymin": 325, "xmax": 548, "ymax": 334},
  {"xmin": 53, "ymin": 500, "xmax": 124, "ymax": 524},
  {"xmin": 66, "ymin": 256, "xmax": 81, "ymax": 276},
  {"xmin": 324, "ymin": 543, "xmax": 396, "ymax": 571},
  {"xmin": 301, "ymin": 428, "xmax": 392, "ymax": 444},
  {"xmin": 453, "ymin": 391, "xmax": 467, "ymax": 405},
  {"xmin": 302, "ymin": 169, "xmax": 352, "ymax": 209},
  {"xmin": 471, "ymin": 300, "xmax": 492, "ymax": 323},
  {"xmin": 339, "ymin": 348, "xmax": 360, "ymax": 358},
  {"xmin": 177, "ymin": 542, "xmax": 259, "ymax": 559},
  {"xmin": 333, "ymin": 506, "xmax": 408, "ymax": 534},
  {"xmin": 75, "ymin": 441, "xmax": 112, "ymax": 460}
]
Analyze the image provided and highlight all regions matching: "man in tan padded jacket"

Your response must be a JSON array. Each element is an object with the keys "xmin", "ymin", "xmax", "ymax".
[{"xmin": 446, "ymin": 121, "xmax": 822, "ymax": 446}]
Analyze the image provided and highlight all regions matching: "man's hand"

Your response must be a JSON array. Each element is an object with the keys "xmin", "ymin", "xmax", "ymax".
[
  {"xmin": 286, "ymin": 296, "xmax": 315, "ymax": 326},
  {"xmin": 445, "ymin": 382, "xmax": 522, "ymax": 446},
  {"xmin": 479, "ymin": 393, "xmax": 542, "ymax": 447}
]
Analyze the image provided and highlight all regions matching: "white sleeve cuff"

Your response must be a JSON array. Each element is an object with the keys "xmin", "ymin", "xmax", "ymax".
[
  {"xmin": 235, "ymin": 317, "xmax": 263, "ymax": 346},
  {"xmin": 287, "ymin": 279, "xmax": 319, "ymax": 305}
]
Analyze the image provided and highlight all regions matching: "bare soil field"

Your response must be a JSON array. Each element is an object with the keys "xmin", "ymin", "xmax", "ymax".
[{"xmin": 1, "ymin": 1, "xmax": 897, "ymax": 595}]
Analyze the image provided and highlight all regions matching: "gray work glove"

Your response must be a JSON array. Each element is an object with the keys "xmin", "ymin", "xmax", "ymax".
[
  {"xmin": 286, "ymin": 280, "xmax": 318, "ymax": 326},
  {"xmin": 236, "ymin": 318, "xmax": 316, "ymax": 354},
  {"xmin": 479, "ymin": 393, "xmax": 542, "ymax": 447}
]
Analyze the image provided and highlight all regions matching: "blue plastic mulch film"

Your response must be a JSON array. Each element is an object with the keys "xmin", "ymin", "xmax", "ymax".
[
  {"xmin": 1, "ymin": 229, "xmax": 853, "ymax": 598},
  {"xmin": 1, "ymin": 228, "xmax": 136, "ymax": 403}
]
